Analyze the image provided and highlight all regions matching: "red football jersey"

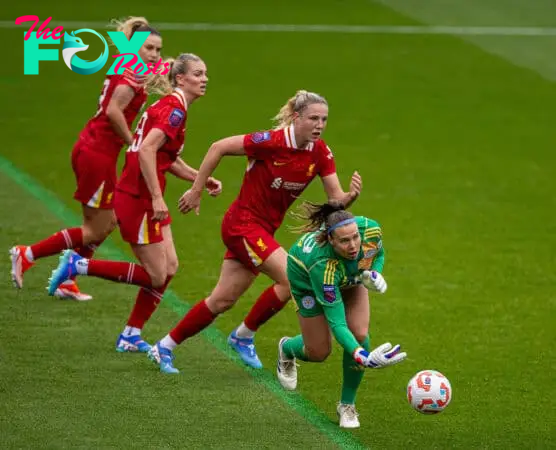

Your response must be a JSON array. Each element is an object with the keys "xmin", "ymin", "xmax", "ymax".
[
  {"xmin": 117, "ymin": 90, "xmax": 187, "ymax": 200},
  {"xmin": 77, "ymin": 73, "xmax": 147, "ymax": 160},
  {"xmin": 227, "ymin": 125, "xmax": 337, "ymax": 232}
]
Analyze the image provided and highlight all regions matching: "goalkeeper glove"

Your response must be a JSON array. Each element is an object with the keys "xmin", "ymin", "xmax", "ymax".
[
  {"xmin": 361, "ymin": 270, "xmax": 387, "ymax": 294},
  {"xmin": 353, "ymin": 343, "xmax": 407, "ymax": 368}
]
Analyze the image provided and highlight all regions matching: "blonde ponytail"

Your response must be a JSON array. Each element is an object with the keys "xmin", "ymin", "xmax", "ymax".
[
  {"xmin": 273, "ymin": 90, "xmax": 328, "ymax": 129},
  {"xmin": 144, "ymin": 57, "xmax": 174, "ymax": 95},
  {"xmin": 145, "ymin": 53, "xmax": 202, "ymax": 96}
]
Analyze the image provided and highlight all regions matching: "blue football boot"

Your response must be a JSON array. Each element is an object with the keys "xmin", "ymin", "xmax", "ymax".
[
  {"xmin": 47, "ymin": 250, "xmax": 83, "ymax": 296},
  {"xmin": 228, "ymin": 328, "xmax": 263, "ymax": 369},
  {"xmin": 115, "ymin": 334, "xmax": 151, "ymax": 353},
  {"xmin": 148, "ymin": 342, "xmax": 179, "ymax": 374}
]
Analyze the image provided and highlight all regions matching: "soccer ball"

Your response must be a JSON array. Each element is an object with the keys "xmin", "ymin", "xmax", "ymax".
[{"xmin": 407, "ymin": 370, "xmax": 452, "ymax": 414}]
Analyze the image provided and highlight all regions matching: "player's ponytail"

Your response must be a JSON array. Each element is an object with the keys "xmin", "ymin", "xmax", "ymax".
[
  {"xmin": 111, "ymin": 16, "xmax": 160, "ymax": 40},
  {"xmin": 273, "ymin": 90, "xmax": 328, "ymax": 129},
  {"xmin": 145, "ymin": 57, "xmax": 173, "ymax": 95},
  {"xmin": 291, "ymin": 200, "xmax": 353, "ymax": 244},
  {"xmin": 145, "ymin": 53, "xmax": 202, "ymax": 96}
]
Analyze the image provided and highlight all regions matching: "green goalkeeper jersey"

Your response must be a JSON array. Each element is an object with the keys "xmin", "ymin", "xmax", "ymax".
[{"xmin": 287, "ymin": 216, "xmax": 385, "ymax": 354}]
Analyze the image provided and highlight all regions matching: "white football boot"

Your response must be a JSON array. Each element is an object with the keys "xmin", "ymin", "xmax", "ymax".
[
  {"xmin": 277, "ymin": 337, "xmax": 298, "ymax": 390},
  {"xmin": 337, "ymin": 403, "xmax": 360, "ymax": 428}
]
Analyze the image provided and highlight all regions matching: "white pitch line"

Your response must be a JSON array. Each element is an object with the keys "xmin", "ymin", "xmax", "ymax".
[{"xmin": 3, "ymin": 21, "xmax": 556, "ymax": 36}]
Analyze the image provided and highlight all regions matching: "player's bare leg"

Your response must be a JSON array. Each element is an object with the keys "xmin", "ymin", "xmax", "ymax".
[
  {"xmin": 10, "ymin": 205, "xmax": 115, "ymax": 292},
  {"xmin": 149, "ymin": 259, "xmax": 255, "ymax": 373},
  {"xmin": 54, "ymin": 205, "xmax": 116, "ymax": 301},
  {"xmin": 278, "ymin": 314, "xmax": 331, "ymax": 391},
  {"xmin": 114, "ymin": 235, "xmax": 171, "ymax": 352},
  {"xmin": 231, "ymin": 248, "xmax": 291, "ymax": 368}
]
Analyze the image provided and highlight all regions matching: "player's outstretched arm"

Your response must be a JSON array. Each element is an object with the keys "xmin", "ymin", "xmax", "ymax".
[
  {"xmin": 169, "ymin": 158, "xmax": 197, "ymax": 182},
  {"xmin": 320, "ymin": 301, "xmax": 405, "ymax": 368},
  {"xmin": 178, "ymin": 135, "xmax": 245, "ymax": 215},
  {"xmin": 170, "ymin": 159, "xmax": 223, "ymax": 197},
  {"xmin": 321, "ymin": 171, "xmax": 362, "ymax": 208}
]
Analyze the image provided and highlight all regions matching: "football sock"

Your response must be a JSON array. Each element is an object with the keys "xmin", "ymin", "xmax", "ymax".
[
  {"xmin": 86, "ymin": 260, "xmax": 153, "ymax": 288},
  {"xmin": 74, "ymin": 243, "xmax": 98, "ymax": 259},
  {"xmin": 25, "ymin": 247, "xmax": 34, "ymax": 262},
  {"xmin": 71, "ymin": 243, "xmax": 99, "ymax": 282},
  {"xmin": 282, "ymin": 335, "xmax": 309, "ymax": 361},
  {"xmin": 123, "ymin": 326, "xmax": 142, "ymax": 337},
  {"xmin": 243, "ymin": 284, "xmax": 287, "ymax": 331},
  {"xmin": 235, "ymin": 322, "xmax": 255, "ymax": 339},
  {"xmin": 169, "ymin": 299, "xmax": 217, "ymax": 344},
  {"xmin": 126, "ymin": 276, "xmax": 172, "ymax": 329},
  {"xmin": 30, "ymin": 228, "xmax": 83, "ymax": 260},
  {"xmin": 160, "ymin": 335, "xmax": 178, "ymax": 351},
  {"xmin": 341, "ymin": 335, "xmax": 369, "ymax": 405}
]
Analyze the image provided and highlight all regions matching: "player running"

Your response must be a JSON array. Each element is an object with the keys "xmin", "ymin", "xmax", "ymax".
[
  {"xmin": 277, "ymin": 201, "xmax": 406, "ymax": 428},
  {"xmin": 47, "ymin": 53, "xmax": 222, "ymax": 353},
  {"xmin": 10, "ymin": 17, "xmax": 161, "ymax": 300},
  {"xmin": 147, "ymin": 90, "xmax": 362, "ymax": 373}
]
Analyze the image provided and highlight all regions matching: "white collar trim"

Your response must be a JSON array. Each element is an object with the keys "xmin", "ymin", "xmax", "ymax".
[
  {"xmin": 284, "ymin": 125, "xmax": 314, "ymax": 151},
  {"xmin": 172, "ymin": 88, "xmax": 187, "ymax": 109}
]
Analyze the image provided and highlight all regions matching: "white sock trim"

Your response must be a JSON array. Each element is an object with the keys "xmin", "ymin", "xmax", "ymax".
[
  {"xmin": 160, "ymin": 335, "xmax": 178, "ymax": 351},
  {"xmin": 75, "ymin": 259, "xmax": 89, "ymax": 275},
  {"xmin": 123, "ymin": 326, "xmax": 142, "ymax": 337},
  {"xmin": 235, "ymin": 322, "xmax": 255, "ymax": 339},
  {"xmin": 25, "ymin": 247, "xmax": 34, "ymax": 262}
]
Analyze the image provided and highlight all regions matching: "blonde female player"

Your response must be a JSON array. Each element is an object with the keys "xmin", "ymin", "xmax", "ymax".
[
  {"xmin": 10, "ymin": 17, "xmax": 162, "ymax": 301},
  {"xmin": 48, "ymin": 54, "xmax": 223, "ymax": 353},
  {"xmin": 147, "ymin": 90, "xmax": 363, "ymax": 373}
]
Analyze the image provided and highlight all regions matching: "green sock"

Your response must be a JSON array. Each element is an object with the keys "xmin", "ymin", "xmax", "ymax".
[
  {"xmin": 340, "ymin": 335, "xmax": 369, "ymax": 405},
  {"xmin": 282, "ymin": 335, "xmax": 309, "ymax": 361}
]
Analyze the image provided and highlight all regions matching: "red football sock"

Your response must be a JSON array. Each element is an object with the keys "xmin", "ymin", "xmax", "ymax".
[
  {"xmin": 244, "ymin": 284, "xmax": 287, "ymax": 331},
  {"xmin": 126, "ymin": 276, "xmax": 173, "ymax": 329},
  {"xmin": 30, "ymin": 227, "xmax": 83, "ymax": 260},
  {"xmin": 74, "ymin": 242, "xmax": 99, "ymax": 259},
  {"xmin": 169, "ymin": 299, "xmax": 217, "ymax": 344},
  {"xmin": 87, "ymin": 260, "xmax": 152, "ymax": 288}
]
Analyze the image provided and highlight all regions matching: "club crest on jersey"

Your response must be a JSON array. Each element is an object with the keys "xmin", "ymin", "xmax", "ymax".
[
  {"xmin": 256, "ymin": 238, "xmax": 268, "ymax": 252},
  {"xmin": 251, "ymin": 131, "xmax": 271, "ymax": 143},
  {"xmin": 168, "ymin": 108, "xmax": 185, "ymax": 127},
  {"xmin": 301, "ymin": 295, "xmax": 316, "ymax": 309},
  {"xmin": 323, "ymin": 284, "xmax": 336, "ymax": 303}
]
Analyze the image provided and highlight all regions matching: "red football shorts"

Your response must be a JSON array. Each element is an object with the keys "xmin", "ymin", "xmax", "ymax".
[
  {"xmin": 71, "ymin": 142, "xmax": 117, "ymax": 209},
  {"xmin": 221, "ymin": 214, "xmax": 281, "ymax": 274},
  {"xmin": 114, "ymin": 190, "xmax": 171, "ymax": 245}
]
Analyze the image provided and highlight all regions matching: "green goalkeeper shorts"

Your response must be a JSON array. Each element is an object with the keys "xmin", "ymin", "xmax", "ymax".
[{"xmin": 291, "ymin": 288, "xmax": 325, "ymax": 318}]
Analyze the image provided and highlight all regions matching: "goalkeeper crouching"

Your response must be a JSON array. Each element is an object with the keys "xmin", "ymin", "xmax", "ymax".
[{"xmin": 277, "ymin": 201, "xmax": 406, "ymax": 428}]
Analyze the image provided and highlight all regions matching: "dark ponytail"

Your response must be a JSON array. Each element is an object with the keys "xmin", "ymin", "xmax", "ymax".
[{"xmin": 291, "ymin": 200, "xmax": 354, "ymax": 244}]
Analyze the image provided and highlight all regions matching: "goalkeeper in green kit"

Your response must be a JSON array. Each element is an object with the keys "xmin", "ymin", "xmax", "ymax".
[{"xmin": 277, "ymin": 201, "xmax": 406, "ymax": 428}]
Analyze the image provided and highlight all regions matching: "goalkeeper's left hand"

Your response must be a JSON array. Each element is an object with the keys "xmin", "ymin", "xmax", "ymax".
[
  {"xmin": 352, "ymin": 343, "xmax": 407, "ymax": 368},
  {"xmin": 361, "ymin": 270, "xmax": 387, "ymax": 294},
  {"xmin": 366, "ymin": 343, "xmax": 407, "ymax": 368}
]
